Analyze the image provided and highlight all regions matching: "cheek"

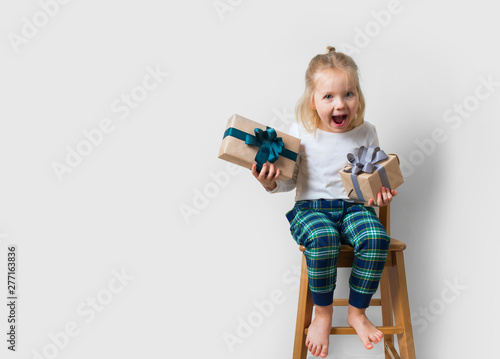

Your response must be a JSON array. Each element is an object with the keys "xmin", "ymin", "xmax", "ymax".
[
  {"xmin": 349, "ymin": 100, "xmax": 359, "ymax": 114},
  {"xmin": 318, "ymin": 106, "xmax": 330, "ymax": 117}
]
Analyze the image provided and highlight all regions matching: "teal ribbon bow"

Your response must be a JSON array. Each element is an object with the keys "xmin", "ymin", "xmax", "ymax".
[
  {"xmin": 343, "ymin": 145, "xmax": 391, "ymax": 201},
  {"xmin": 223, "ymin": 126, "xmax": 298, "ymax": 172}
]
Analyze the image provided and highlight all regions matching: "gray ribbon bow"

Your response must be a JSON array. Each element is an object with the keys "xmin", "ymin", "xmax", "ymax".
[{"xmin": 343, "ymin": 145, "xmax": 391, "ymax": 201}]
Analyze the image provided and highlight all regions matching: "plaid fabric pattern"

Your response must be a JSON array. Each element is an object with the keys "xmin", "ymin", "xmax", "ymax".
[{"xmin": 287, "ymin": 199, "xmax": 390, "ymax": 307}]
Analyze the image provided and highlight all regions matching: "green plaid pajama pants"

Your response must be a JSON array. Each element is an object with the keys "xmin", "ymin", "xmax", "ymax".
[{"xmin": 286, "ymin": 199, "xmax": 390, "ymax": 308}]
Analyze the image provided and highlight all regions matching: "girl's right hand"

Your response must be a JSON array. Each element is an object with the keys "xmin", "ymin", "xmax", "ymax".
[{"xmin": 251, "ymin": 163, "xmax": 280, "ymax": 191}]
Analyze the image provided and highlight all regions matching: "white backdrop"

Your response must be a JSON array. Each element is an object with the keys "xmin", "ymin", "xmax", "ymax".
[{"xmin": 1, "ymin": 0, "xmax": 498, "ymax": 358}]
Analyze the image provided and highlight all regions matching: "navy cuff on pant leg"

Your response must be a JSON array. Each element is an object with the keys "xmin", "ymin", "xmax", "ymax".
[
  {"xmin": 312, "ymin": 291, "xmax": 334, "ymax": 306},
  {"xmin": 348, "ymin": 288, "xmax": 373, "ymax": 309}
]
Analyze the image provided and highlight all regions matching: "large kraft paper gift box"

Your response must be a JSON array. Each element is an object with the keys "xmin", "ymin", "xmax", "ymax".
[
  {"xmin": 339, "ymin": 145, "xmax": 404, "ymax": 203},
  {"xmin": 218, "ymin": 114, "xmax": 301, "ymax": 181}
]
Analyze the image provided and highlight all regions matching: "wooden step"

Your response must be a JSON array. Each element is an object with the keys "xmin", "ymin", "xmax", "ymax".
[{"xmin": 305, "ymin": 326, "xmax": 404, "ymax": 335}]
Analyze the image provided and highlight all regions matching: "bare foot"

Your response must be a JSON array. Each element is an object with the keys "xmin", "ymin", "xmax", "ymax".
[
  {"xmin": 347, "ymin": 305, "xmax": 384, "ymax": 350},
  {"xmin": 306, "ymin": 305, "xmax": 332, "ymax": 358}
]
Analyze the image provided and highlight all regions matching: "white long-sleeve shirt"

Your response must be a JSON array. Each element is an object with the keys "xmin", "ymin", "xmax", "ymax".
[{"xmin": 270, "ymin": 121, "xmax": 379, "ymax": 201}]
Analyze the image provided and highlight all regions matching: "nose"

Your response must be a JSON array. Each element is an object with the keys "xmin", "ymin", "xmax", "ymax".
[{"xmin": 333, "ymin": 97, "xmax": 346, "ymax": 110}]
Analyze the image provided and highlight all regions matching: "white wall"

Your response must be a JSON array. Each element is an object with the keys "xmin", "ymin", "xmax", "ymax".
[{"xmin": 0, "ymin": 0, "xmax": 498, "ymax": 358}]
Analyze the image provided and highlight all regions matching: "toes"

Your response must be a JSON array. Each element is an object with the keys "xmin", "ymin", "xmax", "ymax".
[
  {"xmin": 362, "ymin": 336, "xmax": 375, "ymax": 349},
  {"xmin": 372, "ymin": 335, "xmax": 382, "ymax": 343},
  {"xmin": 306, "ymin": 340, "xmax": 328, "ymax": 357},
  {"xmin": 308, "ymin": 343, "xmax": 315, "ymax": 355},
  {"xmin": 369, "ymin": 333, "xmax": 379, "ymax": 343},
  {"xmin": 312, "ymin": 344, "xmax": 320, "ymax": 356},
  {"xmin": 315, "ymin": 345, "xmax": 322, "ymax": 357},
  {"xmin": 367, "ymin": 330, "xmax": 384, "ymax": 346},
  {"xmin": 373, "ymin": 330, "xmax": 384, "ymax": 343},
  {"xmin": 320, "ymin": 345, "xmax": 329, "ymax": 358},
  {"xmin": 308, "ymin": 343, "xmax": 316, "ymax": 356}
]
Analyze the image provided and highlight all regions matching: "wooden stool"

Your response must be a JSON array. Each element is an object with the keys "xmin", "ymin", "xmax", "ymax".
[{"xmin": 292, "ymin": 205, "xmax": 416, "ymax": 359}]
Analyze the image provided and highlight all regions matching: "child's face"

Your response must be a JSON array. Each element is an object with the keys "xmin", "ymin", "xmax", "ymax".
[{"xmin": 311, "ymin": 69, "xmax": 359, "ymax": 133}]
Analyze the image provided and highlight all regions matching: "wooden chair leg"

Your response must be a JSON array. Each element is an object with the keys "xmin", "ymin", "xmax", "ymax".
[
  {"xmin": 293, "ymin": 254, "xmax": 313, "ymax": 359},
  {"xmin": 380, "ymin": 266, "xmax": 397, "ymax": 359},
  {"xmin": 388, "ymin": 251, "xmax": 416, "ymax": 359}
]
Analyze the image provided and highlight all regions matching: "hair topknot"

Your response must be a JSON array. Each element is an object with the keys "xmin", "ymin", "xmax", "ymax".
[{"xmin": 325, "ymin": 46, "xmax": 336, "ymax": 54}]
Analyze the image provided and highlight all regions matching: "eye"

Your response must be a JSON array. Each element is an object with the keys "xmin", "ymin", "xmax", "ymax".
[
  {"xmin": 324, "ymin": 94, "xmax": 333, "ymax": 100},
  {"xmin": 345, "ymin": 91, "xmax": 355, "ymax": 98}
]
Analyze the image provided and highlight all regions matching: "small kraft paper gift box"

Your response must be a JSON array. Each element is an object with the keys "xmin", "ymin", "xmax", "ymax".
[
  {"xmin": 218, "ymin": 114, "xmax": 301, "ymax": 181},
  {"xmin": 339, "ymin": 145, "xmax": 404, "ymax": 204}
]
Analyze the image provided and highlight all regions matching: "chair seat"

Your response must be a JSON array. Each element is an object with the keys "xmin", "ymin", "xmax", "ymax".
[{"xmin": 299, "ymin": 237, "xmax": 406, "ymax": 253}]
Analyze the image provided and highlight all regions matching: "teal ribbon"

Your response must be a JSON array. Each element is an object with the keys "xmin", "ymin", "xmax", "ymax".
[
  {"xmin": 343, "ymin": 145, "xmax": 391, "ymax": 201},
  {"xmin": 223, "ymin": 126, "xmax": 298, "ymax": 172}
]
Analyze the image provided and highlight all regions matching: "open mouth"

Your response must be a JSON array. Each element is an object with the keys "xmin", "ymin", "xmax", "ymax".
[{"xmin": 332, "ymin": 114, "xmax": 348, "ymax": 126}]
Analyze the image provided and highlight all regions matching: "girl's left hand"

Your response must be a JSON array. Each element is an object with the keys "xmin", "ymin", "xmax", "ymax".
[{"xmin": 368, "ymin": 187, "xmax": 398, "ymax": 207}]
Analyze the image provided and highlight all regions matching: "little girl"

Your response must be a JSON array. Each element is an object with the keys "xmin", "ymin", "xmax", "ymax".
[{"xmin": 251, "ymin": 46, "xmax": 398, "ymax": 358}]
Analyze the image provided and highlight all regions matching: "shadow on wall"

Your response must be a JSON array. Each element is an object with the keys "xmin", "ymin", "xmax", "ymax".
[
  {"xmin": 391, "ymin": 124, "xmax": 447, "ymax": 241},
  {"xmin": 389, "ymin": 127, "xmax": 448, "ymax": 352}
]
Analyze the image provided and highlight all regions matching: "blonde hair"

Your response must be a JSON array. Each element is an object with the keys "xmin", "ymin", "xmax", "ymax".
[{"xmin": 296, "ymin": 46, "xmax": 366, "ymax": 133}]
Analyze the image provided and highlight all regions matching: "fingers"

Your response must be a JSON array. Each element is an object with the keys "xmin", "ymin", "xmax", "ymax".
[
  {"xmin": 251, "ymin": 163, "xmax": 280, "ymax": 187},
  {"xmin": 274, "ymin": 168, "xmax": 281, "ymax": 181},
  {"xmin": 382, "ymin": 187, "xmax": 390, "ymax": 203},
  {"xmin": 259, "ymin": 163, "xmax": 278, "ymax": 181},
  {"xmin": 267, "ymin": 164, "xmax": 280, "ymax": 181},
  {"xmin": 251, "ymin": 164, "xmax": 259, "ymax": 178},
  {"xmin": 368, "ymin": 188, "xmax": 396, "ymax": 207},
  {"xmin": 377, "ymin": 187, "xmax": 394, "ymax": 206}
]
